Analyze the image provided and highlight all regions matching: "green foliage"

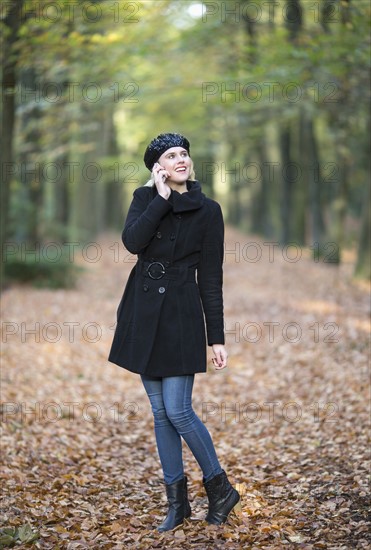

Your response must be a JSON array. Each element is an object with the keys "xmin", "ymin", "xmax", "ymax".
[
  {"xmin": 3, "ymin": 253, "xmax": 83, "ymax": 289},
  {"xmin": 0, "ymin": 524, "xmax": 39, "ymax": 548},
  {"xmin": 2, "ymin": 0, "xmax": 370, "ymax": 279}
]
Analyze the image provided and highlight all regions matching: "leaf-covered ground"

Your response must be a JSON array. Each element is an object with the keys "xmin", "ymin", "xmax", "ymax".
[{"xmin": 1, "ymin": 228, "xmax": 370, "ymax": 549}]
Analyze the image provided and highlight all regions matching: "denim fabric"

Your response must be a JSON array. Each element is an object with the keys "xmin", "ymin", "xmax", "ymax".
[{"xmin": 141, "ymin": 374, "xmax": 223, "ymax": 484}]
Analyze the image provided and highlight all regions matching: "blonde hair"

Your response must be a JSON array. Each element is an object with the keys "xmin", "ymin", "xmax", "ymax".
[{"xmin": 144, "ymin": 159, "xmax": 196, "ymax": 187}]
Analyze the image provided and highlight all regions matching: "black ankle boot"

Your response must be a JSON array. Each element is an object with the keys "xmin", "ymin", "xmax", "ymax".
[
  {"xmin": 157, "ymin": 476, "xmax": 191, "ymax": 532},
  {"xmin": 203, "ymin": 470, "xmax": 240, "ymax": 525}
]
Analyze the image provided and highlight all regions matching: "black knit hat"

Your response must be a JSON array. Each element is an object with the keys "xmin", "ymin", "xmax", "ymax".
[{"xmin": 143, "ymin": 133, "xmax": 190, "ymax": 171}]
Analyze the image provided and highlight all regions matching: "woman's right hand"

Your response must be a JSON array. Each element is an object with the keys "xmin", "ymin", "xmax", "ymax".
[{"xmin": 152, "ymin": 163, "xmax": 171, "ymax": 199}]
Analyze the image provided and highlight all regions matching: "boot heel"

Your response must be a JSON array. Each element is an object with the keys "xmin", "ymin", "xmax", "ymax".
[{"xmin": 232, "ymin": 497, "xmax": 242, "ymax": 516}]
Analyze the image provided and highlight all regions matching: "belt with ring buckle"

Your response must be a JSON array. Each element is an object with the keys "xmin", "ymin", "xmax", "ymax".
[{"xmin": 146, "ymin": 261, "xmax": 166, "ymax": 280}]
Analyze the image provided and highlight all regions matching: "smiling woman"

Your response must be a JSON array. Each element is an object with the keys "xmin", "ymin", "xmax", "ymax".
[
  {"xmin": 144, "ymin": 134, "xmax": 196, "ymax": 189},
  {"xmin": 108, "ymin": 132, "xmax": 240, "ymax": 532}
]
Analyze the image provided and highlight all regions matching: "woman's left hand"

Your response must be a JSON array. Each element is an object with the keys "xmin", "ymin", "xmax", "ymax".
[{"xmin": 211, "ymin": 344, "xmax": 228, "ymax": 370}]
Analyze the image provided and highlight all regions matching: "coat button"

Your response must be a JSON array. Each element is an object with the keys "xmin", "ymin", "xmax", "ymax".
[
  {"xmin": 176, "ymin": 214, "xmax": 182, "ymax": 219},
  {"xmin": 143, "ymin": 284, "xmax": 149, "ymax": 292},
  {"xmin": 156, "ymin": 231, "xmax": 162, "ymax": 239},
  {"xmin": 170, "ymin": 233, "xmax": 176, "ymax": 240},
  {"xmin": 158, "ymin": 287, "xmax": 165, "ymax": 294}
]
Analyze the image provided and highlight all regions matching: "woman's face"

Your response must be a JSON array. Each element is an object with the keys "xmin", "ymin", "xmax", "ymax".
[{"xmin": 158, "ymin": 147, "xmax": 192, "ymax": 184}]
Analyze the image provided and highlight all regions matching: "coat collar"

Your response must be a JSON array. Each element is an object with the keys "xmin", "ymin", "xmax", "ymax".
[{"xmin": 168, "ymin": 180, "xmax": 205, "ymax": 213}]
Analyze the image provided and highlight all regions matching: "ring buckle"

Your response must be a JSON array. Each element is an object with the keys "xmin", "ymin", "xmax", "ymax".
[{"xmin": 146, "ymin": 261, "xmax": 166, "ymax": 280}]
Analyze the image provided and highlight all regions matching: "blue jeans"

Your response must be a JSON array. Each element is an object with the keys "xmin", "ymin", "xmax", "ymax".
[{"xmin": 141, "ymin": 374, "xmax": 223, "ymax": 484}]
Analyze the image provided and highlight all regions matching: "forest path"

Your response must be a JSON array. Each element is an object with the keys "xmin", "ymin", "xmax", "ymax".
[{"xmin": 1, "ymin": 227, "xmax": 369, "ymax": 549}]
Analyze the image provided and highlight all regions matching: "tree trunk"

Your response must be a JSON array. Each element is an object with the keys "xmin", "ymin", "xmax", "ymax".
[
  {"xmin": 1, "ymin": 1, "xmax": 25, "ymax": 287},
  {"xmin": 242, "ymin": 0, "xmax": 258, "ymax": 64},
  {"xmin": 285, "ymin": 0, "xmax": 303, "ymax": 43},
  {"xmin": 354, "ymin": 113, "xmax": 370, "ymax": 278},
  {"xmin": 354, "ymin": 181, "xmax": 371, "ymax": 279},
  {"xmin": 330, "ymin": 154, "xmax": 348, "ymax": 264},
  {"xmin": 251, "ymin": 138, "xmax": 274, "ymax": 238},
  {"xmin": 102, "ymin": 103, "xmax": 123, "ymax": 230},
  {"xmin": 341, "ymin": 0, "xmax": 351, "ymax": 26},
  {"xmin": 53, "ymin": 80, "xmax": 72, "ymax": 232},
  {"xmin": 299, "ymin": 108, "xmax": 325, "ymax": 247},
  {"xmin": 267, "ymin": 0, "xmax": 277, "ymax": 30},
  {"xmin": 17, "ymin": 68, "xmax": 43, "ymax": 245},
  {"xmin": 321, "ymin": 0, "xmax": 335, "ymax": 33},
  {"xmin": 280, "ymin": 123, "xmax": 294, "ymax": 244},
  {"xmin": 55, "ymin": 152, "xmax": 70, "ymax": 229}
]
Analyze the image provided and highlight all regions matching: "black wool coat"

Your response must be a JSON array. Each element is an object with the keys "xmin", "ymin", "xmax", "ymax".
[{"xmin": 108, "ymin": 179, "xmax": 225, "ymax": 377}]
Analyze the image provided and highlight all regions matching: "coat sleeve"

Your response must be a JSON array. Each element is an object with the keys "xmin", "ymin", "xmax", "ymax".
[
  {"xmin": 122, "ymin": 187, "xmax": 173, "ymax": 254},
  {"xmin": 197, "ymin": 202, "xmax": 225, "ymax": 346}
]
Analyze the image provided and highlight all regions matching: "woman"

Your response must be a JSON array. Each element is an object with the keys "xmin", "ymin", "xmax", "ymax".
[{"xmin": 108, "ymin": 133, "xmax": 240, "ymax": 532}]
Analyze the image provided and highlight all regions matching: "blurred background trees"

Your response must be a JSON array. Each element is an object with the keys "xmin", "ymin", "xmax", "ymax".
[{"xmin": 1, "ymin": 0, "xmax": 370, "ymax": 285}]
